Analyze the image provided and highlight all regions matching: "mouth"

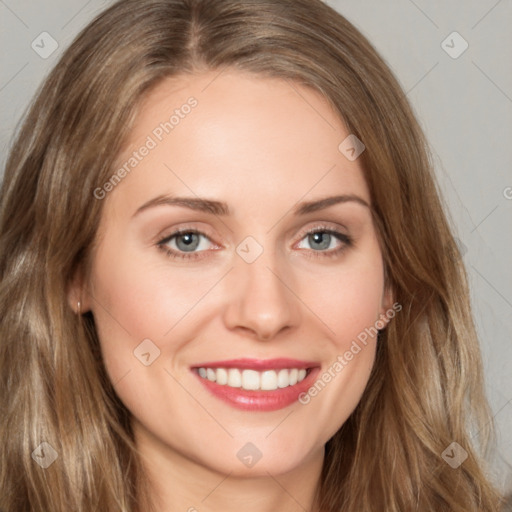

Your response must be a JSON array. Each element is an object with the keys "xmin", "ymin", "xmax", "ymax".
[{"xmin": 191, "ymin": 358, "xmax": 320, "ymax": 411}]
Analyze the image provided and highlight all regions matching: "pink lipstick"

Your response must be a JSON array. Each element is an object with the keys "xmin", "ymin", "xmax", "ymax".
[{"xmin": 191, "ymin": 358, "xmax": 320, "ymax": 411}]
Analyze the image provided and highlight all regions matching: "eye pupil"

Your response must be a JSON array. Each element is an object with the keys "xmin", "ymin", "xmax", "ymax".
[
  {"xmin": 309, "ymin": 232, "xmax": 331, "ymax": 250},
  {"xmin": 176, "ymin": 232, "xmax": 200, "ymax": 252}
]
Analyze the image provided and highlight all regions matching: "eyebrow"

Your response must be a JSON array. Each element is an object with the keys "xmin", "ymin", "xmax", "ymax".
[{"xmin": 132, "ymin": 193, "xmax": 370, "ymax": 218}]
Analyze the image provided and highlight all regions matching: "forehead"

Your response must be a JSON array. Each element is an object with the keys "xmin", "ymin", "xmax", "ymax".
[{"xmin": 105, "ymin": 69, "xmax": 370, "ymax": 217}]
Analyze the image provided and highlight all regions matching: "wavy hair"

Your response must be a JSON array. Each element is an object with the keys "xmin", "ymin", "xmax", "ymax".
[{"xmin": 0, "ymin": 0, "xmax": 504, "ymax": 510}]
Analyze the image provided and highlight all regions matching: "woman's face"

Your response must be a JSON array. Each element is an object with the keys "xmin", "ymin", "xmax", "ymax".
[{"xmin": 76, "ymin": 70, "xmax": 393, "ymax": 477}]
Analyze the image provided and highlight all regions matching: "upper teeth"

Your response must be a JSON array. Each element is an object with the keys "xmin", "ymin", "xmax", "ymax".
[{"xmin": 197, "ymin": 368, "xmax": 308, "ymax": 391}]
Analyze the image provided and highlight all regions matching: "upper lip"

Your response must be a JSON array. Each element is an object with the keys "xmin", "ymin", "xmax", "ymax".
[{"xmin": 191, "ymin": 358, "xmax": 319, "ymax": 371}]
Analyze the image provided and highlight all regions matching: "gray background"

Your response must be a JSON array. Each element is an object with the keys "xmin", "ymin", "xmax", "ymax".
[{"xmin": 1, "ymin": 0, "xmax": 511, "ymax": 494}]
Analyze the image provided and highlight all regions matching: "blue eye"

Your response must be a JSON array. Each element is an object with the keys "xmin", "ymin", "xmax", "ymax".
[
  {"xmin": 299, "ymin": 231, "xmax": 337, "ymax": 251},
  {"xmin": 296, "ymin": 228, "xmax": 352, "ymax": 258},
  {"xmin": 157, "ymin": 226, "xmax": 352, "ymax": 261},
  {"xmin": 157, "ymin": 229, "xmax": 214, "ymax": 260},
  {"xmin": 172, "ymin": 232, "xmax": 202, "ymax": 252}
]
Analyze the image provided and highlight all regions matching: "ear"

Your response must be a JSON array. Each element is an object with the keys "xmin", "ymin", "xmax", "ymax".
[
  {"xmin": 66, "ymin": 266, "xmax": 92, "ymax": 314},
  {"xmin": 377, "ymin": 284, "xmax": 395, "ymax": 329}
]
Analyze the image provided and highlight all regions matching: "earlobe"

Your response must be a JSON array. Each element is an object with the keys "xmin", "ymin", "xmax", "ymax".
[
  {"xmin": 67, "ymin": 267, "xmax": 91, "ymax": 314},
  {"xmin": 377, "ymin": 285, "xmax": 395, "ymax": 328},
  {"xmin": 382, "ymin": 285, "xmax": 394, "ymax": 312}
]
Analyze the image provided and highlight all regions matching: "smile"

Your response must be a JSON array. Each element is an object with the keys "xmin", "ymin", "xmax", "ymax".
[
  {"xmin": 197, "ymin": 367, "xmax": 309, "ymax": 391},
  {"xmin": 191, "ymin": 358, "xmax": 320, "ymax": 411}
]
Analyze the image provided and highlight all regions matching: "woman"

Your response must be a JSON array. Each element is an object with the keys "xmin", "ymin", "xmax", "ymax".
[{"xmin": 0, "ymin": 0, "xmax": 504, "ymax": 510}]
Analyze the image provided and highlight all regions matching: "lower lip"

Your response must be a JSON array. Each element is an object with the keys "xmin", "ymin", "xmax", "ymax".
[{"xmin": 193, "ymin": 368, "xmax": 320, "ymax": 411}]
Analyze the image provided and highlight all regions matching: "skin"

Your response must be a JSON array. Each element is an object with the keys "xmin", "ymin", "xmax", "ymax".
[{"xmin": 70, "ymin": 69, "xmax": 393, "ymax": 512}]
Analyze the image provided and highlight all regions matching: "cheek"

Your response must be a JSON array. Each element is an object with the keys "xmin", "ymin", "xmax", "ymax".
[
  {"xmin": 293, "ymin": 248, "xmax": 384, "ymax": 434},
  {"xmin": 90, "ymin": 243, "xmax": 216, "ymax": 335},
  {"xmin": 301, "ymin": 253, "xmax": 385, "ymax": 347},
  {"xmin": 87, "ymin": 242, "xmax": 220, "ymax": 383}
]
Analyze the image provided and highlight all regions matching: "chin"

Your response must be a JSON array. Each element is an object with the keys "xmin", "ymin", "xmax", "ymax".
[{"xmin": 193, "ymin": 436, "xmax": 322, "ymax": 478}]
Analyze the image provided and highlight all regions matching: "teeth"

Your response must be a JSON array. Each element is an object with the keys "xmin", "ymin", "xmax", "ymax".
[
  {"xmin": 216, "ymin": 367, "xmax": 228, "ymax": 385},
  {"xmin": 261, "ymin": 370, "xmax": 277, "ymax": 390},
  {"xmin": 242, "ymin": 370, "xmax": 260, "ymax": 390},
  {"xmin": 227, "ymin": 368, "xmax": 242, "ymax": 388},
  {"xmin": 197, "ymin": 367, "xmax": 309, "ymax": 391},
  {"xmin": 277, "ymin": 369, "xmax": 289, "ymax": 388}
]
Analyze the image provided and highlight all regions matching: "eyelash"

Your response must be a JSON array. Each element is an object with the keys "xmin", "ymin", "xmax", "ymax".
[{"xmin": 156, "ymin": 225, "xmax": 353, "ymax": 261}]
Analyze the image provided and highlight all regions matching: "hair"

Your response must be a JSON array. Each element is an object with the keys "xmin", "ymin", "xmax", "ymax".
[{"xmin": 0, "ymin": 0, "xmax": 505, "ymax": 510}]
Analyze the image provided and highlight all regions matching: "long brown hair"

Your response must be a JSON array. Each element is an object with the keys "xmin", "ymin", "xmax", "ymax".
[{"xmin": 0, "ymin": 0, "xmax": 504, "ymax": 510}]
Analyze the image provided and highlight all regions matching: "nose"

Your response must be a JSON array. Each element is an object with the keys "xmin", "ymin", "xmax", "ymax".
[{"xmin": 222, "ymin": 249, "xmax": 301, "ymax": 341}]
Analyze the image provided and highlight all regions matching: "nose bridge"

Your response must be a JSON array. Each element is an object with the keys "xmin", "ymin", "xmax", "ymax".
[{"xmin": 223, "ymin": 235, "xmax": 301, "ymax": 340}]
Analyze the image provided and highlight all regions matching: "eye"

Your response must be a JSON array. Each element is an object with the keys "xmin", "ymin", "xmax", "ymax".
[
  {"xmin": 157, "ymin": 229, "xmax": 216, "ymax": 260},
  {"xmin": 157, "ymin": 225, "xmax": 352, "ymax": 261},
  {"xmin": 295, "ymin": 226, "xmax": 352, "ymax": 258}
]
